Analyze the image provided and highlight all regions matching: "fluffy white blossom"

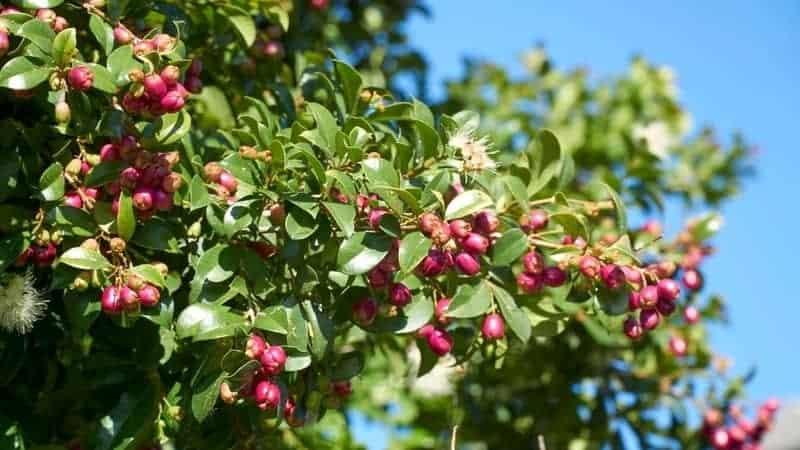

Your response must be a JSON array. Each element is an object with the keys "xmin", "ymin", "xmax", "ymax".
[
  {"xmin": 0, "ymin": 271, "xmax": 48, "ymax": 334},
  {"xmin": 448, "ymin": 128, "xmax": 496, "ymax": 172},
  {"xmin": 632, "ymin": 121, "xmax": 674, "ymax": 160}
]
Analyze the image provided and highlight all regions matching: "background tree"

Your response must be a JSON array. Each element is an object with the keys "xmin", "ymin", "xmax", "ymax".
[{"xmin": 0, "ymin": 1, "xmax": 772, "ymax": 450}]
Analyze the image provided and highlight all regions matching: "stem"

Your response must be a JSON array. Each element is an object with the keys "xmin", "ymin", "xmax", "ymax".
[{"xmin": 450, "ymin": 424, "xmax": 458, "ymax": 450}]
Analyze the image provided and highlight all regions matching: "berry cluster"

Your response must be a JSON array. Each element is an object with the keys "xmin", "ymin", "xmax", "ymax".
[
  {"xmin": 702, "ymin": 399, "xmax": 780, "ymax": 450},
  {"xmin": 34, "ymin": 7, "xmax": 69, "ymax": 33},
  {"xmin": 122, "ymin": 60, "xmax": 199, "ymax": 117},
  {"xmin": 202, "ymin": 162, "xmax": 238, "ymax": 202},
  {"xmin": 516, "ymin": 248, "xmax": 568, "ymax": 293},
  {"xmin": 417, "ymin": 209, "xmax": 499, "ymax": 277},
  {"xmin": 15, "ymin": 229, "xmax": 61, "ymax": 268}
]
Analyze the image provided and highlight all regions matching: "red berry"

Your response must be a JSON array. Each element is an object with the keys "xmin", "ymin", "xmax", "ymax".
[
  {"xmin": 253, "ymin": 380, "xmax": 281, "ymax": 410},
  {"xmin": 434, "ymin": 298, "xmax": 451, "ymax": 324},
  {"xmin": 600, "ymin": 264, "xmax": 625, "ymax": 290},
  {"xmin": 417, "ymin": 324, "xmax": 435, "ymax": 339},
  {"xmin": 132, "ymin": 187, "xmax": 154, "ymax": 211},
  {"xmin": 454, "ymin": 252, "xmax": 480, "ymax": 276},
  {"xmin": 101, "ymin": 286, "xmax": 122, "ymax": 314},
  {"xmin": 461, "ymin": 233, "xmax": 489, "ymax": 255},
  {"xmin": 367, "ymin": 267, "xmax": 389, "ymax": 289},
  {"xmin": 152, "ymin": 190, "xmax": 172, "ymax": 211},
  {"xmin": 628, "ymin": 291, "xmax": 641, "ymax": 311},
  {"xmin": 657, "ymin": 278, "xmax": 681, "ymax": 302},
  {"xmin": 448, "ymin": 219, "xmax": 472, "ymax": 239},
  {"xmin": 472, "ymin": 210, "xmax": 499, "ymax": 235},
  {"xmin": 418, "ymin": 213, "xmax": 441, "ymax": 235},
  {"xmin": 481, "ymin": 313, "xmax": 505, "ymax": 340},
  {"xmin": 656, "ymin": 297, "xmax": 676, "ymax": 316},
  {"xmin": 263, "ymin": 40, "xmax": 284, "ymax": 58},
  {"xmin": 682, "ymin": 269, "xmax": 703, "ymax": 291},
  {"xmin": 522, "ymin": 251, "xmax": 545, "ymax": 274},
  {"xmin": 68, "ymin": 66, "xmax": 94, "ymax": 91},
  {"xmin": 100, "ymin": 143, "xmax": 120, "ymax": 161},
  {"xmin": 352, "ymin": 297, "xmax": 378, "ymax": 326},
  {"xmin": 245, "ymin": 334, "xmax": 266, "ymax": 359},
  {"xmin": 144, "ymin": 73, "xmax": 167, "ymax": 98},
  {"xmin": 639, "ymin": 308, "xmax": 661, "ymax": 330},
  {"xmin": 426, "ymin": 328, "xmax": 453, "ymax": 356},
  {"xmin": 309, "ymin": 0, "xmax": 329, "ymax": 10},
  {"xmin": 542, "ymin": 267, "xmax": 567, "ymax": 287},
  {"xmin": 389, "ymin": 283, "xmax": 412, "ymax": 307},
  {"xmin": 516, "ymin": 272, "xmax": 542, "ymax": 294},
  {"xmin": 160, "ymin": 90, "xmax": 185, "ymax": 113},
  {"xmin": 332, "ymin": 380, "xmax": 352, "ymax": 398},
  {"xmin": 578, "ymin": 255, "xmax": 601, "ymax": 278},
  {"xmin": 623, "ymin": 316, "xmax": 642, "ymax": 340},
  {"xmin": 639, "ymin": 285, "xmax": 659, "ymax": 308},
  {"xmin": 137, "ymin": 284, "xmax": 160, "ymax": 307},
  {"xmin": 260, "ymin": 345, "xmax": 287, "ymax": 375}
]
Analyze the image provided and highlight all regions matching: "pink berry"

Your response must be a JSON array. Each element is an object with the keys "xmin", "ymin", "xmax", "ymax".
[
  {"xmin": 352, "ymin": 297, "xmax": 378, "ymax": 326},
  {"xmin": 641, "ymin": 220, "xmax": 662, "ymax": 236},
  {"xmin": 137, "ymin": 284, "xmax": 160, "ymax": 307},
  {"xmin": 132, "ymin": 187, "xmax": 154, "ymax": 211},
  {"xmin": 623, "ymin": 316, "xmax": 643, "ymax": 340},
  {"xmin": 639, "ymin": 308, "xmax": 661, "ymax": 330},
  {"xmin": 260, "ymin": 345, "xmax": 287, "ymax": 375},
  {"xmin": 657, "ymin": 278, "xmax": 681, "ymax": 302},
  {"xmin": 683, "ymin": 305, "xmax": 700, "ymax": 324},
  {"xmin": 100, "ymin": 143, "xmax": 120, "ymax": 161},
  {"xmin": 218, "ymin": 171, "xmax": 238, "ymax": 193},
  {"xmin": 434, "ymin": 298, "xmax": 451, "ymax": 324},
  {"xmin": 639, "ymin": 285, "xmax": 659, "ymax": 308},
  {"xmin": 160, "ymin": 90, "xmax": 185, "ymax": 113},
  {"xmin": 516, "ymin": 272, "xmax": 542, "ymax": 294},
  {"xmin": 144, "ymin": 73, "xmax": 167, "ymax": 98},
  {"xmin": 368, "ymin": 208, "xmax": 388, "ymax": 230},
  {"xmin": 101, "ymin": 286, "xmax": 122, "ymax": 314},
  {"xmin": 160, "ymin": 65, "xmax": 181, "ymax": 85},
  {"xmin": 389, "ymin": 283, "xmax": 412, "ymax": 307},
  {"xmin": 0, "ymin": 31, "xmax": 9, "ymax": 58},
  {"xmin": 668, "ymin": 335, "xmax": 687, "ymax": 356},
  {"xmin": 481, "ymin": 313, "xmax": 505, "ymax": 340},
  {"xmin": 454, "ymin": 252, "xmax": 480, "ymax": 276},
  {"xmin": 68, "ymin": 66, "xmax": 94, "ymax": 91},
  {"xmin": 418, "ymin": 213, "xmax": 441, "ymax": 235},
  {"xmin": 366, "ymin": 267, "xmax": 389, "ymax": 289},
  {"xmin": 522, "ymin": 251, "xmax": 545, "ymax": 274},
  {"xmin": 309, "ymin": 0, "xmax": 329, "ymax": 10},
  {"xmin": 245, "ymin": 334, "xmax": 266, "ymax": 359},
  {"xmin": 253, "ymin": 380, "xmax": 281, "ymax": 410},
  {"xmin": 417, "ymin": 324, "xmax": 435, "ymax": 339},
  {"xmin": 64, "ymin": 192, "xmax": 83, "ymax": 209},
  {"xmin": 113, "ymin": 26, "xmax": 133, "ymax": 44},
  {"xmin": 682, "ymin": 269, "xmax": 703, "ymax": 291},
  {"xmin": 710, "ymin": 428, "xmax": 729, "ymax": 450},
  {"xmin": 600, "ymin": 264, "xmax": 625, "ymax": 290},
  {"xmin": 472, "ymin": 210, "xmax": 499, "ymax": 235},
  {"xmin": 426, "ymin": 328, "xmax": 453, "ymax": 356},
  {"xmin": 578, "ymin": 255, "xmax": 601, "ymax": 278},
  {"xmin": 152, "ymin": 189, "xmax": 172, "ymax": 211},
  {"xmin": 628, "ymin": 291, "xmax": 641, "ymax": 311},
  {"xmin": 460, "ymin": 233, "xmax": 489, "ymax": 255},
  {"xmin": 542, "ymin": 267, "xmax": 567, "ymax": 287},
  {"xmin": 656, "ymin": 297, "xmax": 676, "ymax": 316},
  {"xmin": 263, "ymin": 40, "xmax": 284, "ymax": 58},
  {"xmin": 764, "ymin": 398, "xmax": 780, "ymax": 413},
  {"xmin": 524, "ymin": 209, "xmax": 549, "ymax": 232},
  {"xmin": 448, "ymin": 219, "xmax": 471, "ymax": 239}
]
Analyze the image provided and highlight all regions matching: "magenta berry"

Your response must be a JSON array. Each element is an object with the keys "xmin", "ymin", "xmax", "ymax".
[
  {"xmin": 352, "ymin": 297, "xmax": 378, "ymax": 326},
  {"xmin": 669, "ymin": 335, "xmax": 687, "ymax": 356},
  {"xmin": 578, "ymin": 255, "xmax": 601, "ymax": 278},
  {"xmin": 245, "ymin": 334, "xmax": 266, "ymax": 359},
  {"xmin": 657, "ymin": 278, "xmax": 681, "ymax": 302},
  {"xmin": 253, "ymin": 380, "xmax": 281, "ymax": 410},
  {"xmin": 420, "ymin": 249, "xmax": 448, "ymax": 277},
  {"xmin": 682, "ymin": 305, "xmax": 700, "ymax": 324},
  {"xmin": 429, "ymin": 223, "xmax": 451, "ymax": 247},
  {"xmin": 366, "ymin": 267, "xmax": 389, "ymax": 289},
  {"xmin": 217, "ymin": 171, "xmax": 238, "ymax": 193},
  {"xmin": 160, "ymin": 90, "xmax": 185, "ymax": 113},
  {"xmin": 454, "ymin": 252, "xmax": 480, "ymax": 276},
  {"xmin": 481, "ymin": 313, "xmax": 505, "ymax": 340},
  {"xmin": 132, "ymin": 187, "xmax": 154, "ymax": 211},
  {"xmin": 522, "ymin": 251, "xmax": 545, "ymax": 274},
  {"xmin": 100, "ymin": 143, "xmax": 120, "ymax": 161},
  {"xmin": 418, "ymin": 213, "xmax": 441, "ymax": 235},
  {"xmin": 623, "ymin": 316, "xmax": 643, "ymax": 340},
  {"xmin": 101, "ymin": 286, "xmax": 122, "ymax": 314},
  {"xmin": 389, "ymin": 283, "xmax": 412, "ymax": 307},
  {"xmin": 368, "ymin": 208, "xmax": 388, "ymax": 229},
  {"xmin": 119, "ymin": 286, "xmax": 138, "ymax": 308},
  {"xmin": 710, "ymin": 428, "xmax": 729, "ymax": 450},
  {"xmin": 0, "ymin": 31, "xmax": 9, "ymax": 58},
  {"xmin": 472, "ymin": 210, "xmax": 499, "ymax": 235},
  {"xmin": 639, "ymin": 308, "xmax": 661, "ymax": 330},
  {"xmin": 524, "ymin": 209, "xmax": 549, "ymax": 232},
  {"xmin": 516, "ymin": 272, "xmax": 542, "ymax": 294},
  {"xmin": 434, "ymin": 298, "xmax": 451, "ymax": 324},
  {"xmin": 461, "ymin": 233, "xmax": 489, "ymax": 255},
  {"xmin": 138, "ymin": 284, "xmax": 160, "ymax": 307},
  {"xmin": 263, "ymin": 40, "xmax": 285, "ymax": 58},
  {"xmin": 449, "ymin": 219, "xmax": 472, "ymax": 239},
  {"xmin": 332, "ymin": 380, "xmax": 352, "ymax": 398},
  {"xmin": 656, "ymin": 298, "xmax": 676, "ymax": 316},
  {"xmin": 260, "ymin": 345, "xmax": 287, "ymax": 375},
  {"xmin": 113, "ymin": 26, "xmax": 132, "ymax": 44},
  {"xmin": 600, "ymin": 264, "xmax": 625, "ymax": 290},
  {"xmin": 152, "ymin": 190, "xmax": 173, "ymax": 211},
  {"xmin": 426, "ymin": 328, "xmax": 453, "ymax": 356},
  {"xmin": 120, "ymin": 167, "xmax": 140, "ymax": 189},
  {"xmin": 639, "ymin": 285, "xmax": 659, "ymax": 308},
  {"xmin": 417, "ymin": 324, "xmax": 435, "ymax": 339},
  {"xmin": 628, "ymin": 291, "xmax": 641, "ymax": 311},
  {"xmin": 144, "ymin": 73, "xmax": 167, "ymax": 98},
  {"xmin": 64, "ymin": 192, "xmax": 83, "ymax": 209},
  {"xmin": 682, "ymin": 269, "xmax": 703, "ymax": 291},
  {"xmin": 185, "ymin": 76, "xmax": 203, "ymax": 94},
  {"xmin": 542, "ymin": 266, "xmax": 567, "ymax": 287},
  {"xmin": 68, "ymin": 66, "xmax": 94, "ymax": 91}
]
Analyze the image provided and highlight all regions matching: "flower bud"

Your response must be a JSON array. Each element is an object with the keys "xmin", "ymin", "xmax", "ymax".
[
  {"xmin": 448, "ymin": 219, "xmax": 471, "ymax": 239},
  {"xmin": 516, "ymin": 272, "xmax": 542, "ymax": 294},
  {"xmin": 80, "ymin": 238, "xmax": 100, "ymax": 252},
  {"xmin": 461, "ymin": 233, "xmax": 489, "ymax": 255},
  {"xmin": 481, "ymin": 313, "xmax": 505, "ymax": 340},
  {"xmin": 639, "ymin": 308, "xmax": 661, "ymax": 330},
  {"xmin": 522, "ymin": 251, "xmax": 545, "ymax": 274},
  {"xmin": 682, "ymin": 269, "xmax": 703, "ymax": 291},
  {"xmin": 623, "ymin": 316, "xmax": 643, "ymax": 340},
  {"xmin": 454, "ymin": 252, "xmax": 480, "ymax": 276},
  {"xmin": 600, "ymin": 264, "xmax": 625, "ymax": 290},
  {"xmin": 101, "ymin": 286, "xmax": 122, "ymax": 314},
  {"xmin": 657, "ymin": 278, "xmax": 681, "ymax": 302},
  {"xmin": 472, "ymin": 210, "xmax": 499, "ymax": 235},
  {"xmin": 389, "ymin": 283, "xmax": 412, "ymax": 307},
  {"xmin": 430, "ymin": 223, "xmax": 452, "ymax": 246},
  {"xmin": 55, "ymin": 101, "xmax": 70, "ymax": 124},
  {"xmin": 152, "ymin": 33, "xmax": 175, "ymax": 52},
  {"xmin": 352, "ymin": 297, "xmax": 378, "ymax": 326},
  {"xmin": 253, "ymin": 380, "xmax": 281, "ymax": 410},
  {"xmin": 65, "ymin": 158, "xmax": 83, "ymax": 178},
  {"xmin": 426, "ymin": 328, "xmax": 453, "ymax": 356},
  {"xmin": 138, "ymin": 284, "xmax": 160, "ymax": 307},
  {"xmin": 71, "ymin": 272, "xmax": 91, "ymax": 291},
  {"xmin": 260, "ymin": 344, "xmax": 287, "ymax": 375},
  {"xmin": 542, "ymin": 266, "xmax": 567, "ymax": 287},
  {"xmin": 68, "ymin": 66, "xmax": 94, "ymax": 91}
]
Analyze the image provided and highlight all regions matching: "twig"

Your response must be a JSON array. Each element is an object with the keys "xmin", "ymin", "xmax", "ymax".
[
  {"xmin": 537, "ymin": 435, "xmax": 547, "ymax": 450},
  {"xmin": 450, "ymin": 424, "xmax": 459, "ymax": 450}
]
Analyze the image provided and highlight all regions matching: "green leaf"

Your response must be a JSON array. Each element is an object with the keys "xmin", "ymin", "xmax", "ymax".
[
  {"xmin": 84, "ymin": 161, "xmax": 125, "ymax": 187},
  {"xmin": 285, "ymin": 206, "xmax": 318, "ymax": 240},
  {"xmin": 95, "ymin": 384, "xmax": 158, "ymax": 450},
  {"xmin": 304, "ymin": 103, "xmax": 338, "ymax": 156},
  {"xmin": 175, "ymin": 303, "xmax": 246, "ymax": 341},
  {"xmin": 142, "ymin": 110, "xmax": 192, "ymax": 146},
  {"xmin": 59, "ymin": 247, "xmax": 112, "ymax": 270},
  {"xmin": 0, "ymin": 56, "xmax": 51, "ymax": 89},
  {"xmin": 447, "ymin": 281, "xmax": 492, "ymax": 319},
  {"xmin": 690, "ymin": 212, "xmax": 724, "ymax": 242},
  {"xmin": 330, "ymin": 351, "xmax": 364, "ymax": 381},
  {"xmin": 333, "ymin": 60, "xmax": 362, "ymax": 113},
  {"xmin": 130, "ymin": 219, "xmax": 179, "ymax": 252},
  {"xmin": 130, "ymin": 264, "xmax": 165, "ymax": 287},
  {"xmin": 51, "ymin": 28, "xmax": 76, "ymax": 66},
  {"xmin": 601, "ymin": 182, "xmax": 627, "ymax": 234},
  {"xmin": 0, "ymin": 233, "xmax": 27, "ymax": 273},
  {"xmin": 86, "ymin": 63, "xmax": 117, "ymax": 93},
  {"xmin": 444, "ymin": 190, "xmax": 493, "ymax": 220},
  {"xmin": 336, "ymin": 232, "xmax": 392, "ymax": 275},
  {"xmin": 224, "ymin": 6, "xmax": 256, "ymax": 46},
  {"xmin": 191, "ymin": 370, "xmax": 225, "ymax": 423},
  {"xmin": 491, "ymin": 229, "xmax": 528, "ymax": 266},
  {"xmin": 11, "ymin": 0, "xmax": 64, "ymax": 8},
  {"xmin": 286, "ymin": 302, "xmax": 309, "ymax": 351},
  {"xmin": 189, "ymin": 175, "xmax": 210, "ymax": 211},
  {"xmin": 194, "ymin": 244, "xmax": 237, "ymax": 283},
  {"xmin": 107, "ymin": 0, "xmax": 129, "ymax": 20},
  {"xmin": 116, "ymin": 190, "xmax": 136, "ymax": 240},
  {"xmin": 504, "ymin": 175, "xmax": 530, "ymax": 212},
  {"xmin": 370, "ymin": 294, "xmax": 433, "ymax": 334},
  {"xmin": 39, "ymin": 162, "xmax": 64, "ymax": 201},
  {"xmin": 223, "ymin": 201, "xmax": 254, "ymax": 238},
  {"xmin": 17, "ymin": 19, "xmax": 55, "ymax": 54},
  {"xmin": 254, "ymin": 306, "xmax": 290, "ymax": 334},
  {"xmin": 323, "ymin": 201, "xmax": 356, "ymax": 237},
  {"xmin": 49, "ymin": 206, "xmax": 96, "ymax": 237},
  {"xmin": 362, "ymin": 157, "xmax": 400, "ymax": 187},
  {"xmin": 398, "ymin": 232, "xmax": 432, "ymax": 273},
  {"xmin": 528, "ymin": 129, "xmax": 562, "ymax": 195},
  {"xmin": 89, "ymin": 14, "xmax": 113, "ymax": 56},
  {"xmin": 492, "ymin": 284, "xmax": 531, "ymax": 344},
  {"xmin": 107, "ymin": 45, "xmax": 141, "ymax": 86}
]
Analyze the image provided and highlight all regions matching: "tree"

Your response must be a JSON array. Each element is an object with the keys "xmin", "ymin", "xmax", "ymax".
[{"xmin": 0, "ymin": 1, "xmax": 774, "ymax": 450}]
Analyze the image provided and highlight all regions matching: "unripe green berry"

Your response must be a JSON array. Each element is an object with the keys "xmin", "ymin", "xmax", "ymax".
[{"xmin": 55, "ymin": 101, "xmax": 70, "ymax": 123}]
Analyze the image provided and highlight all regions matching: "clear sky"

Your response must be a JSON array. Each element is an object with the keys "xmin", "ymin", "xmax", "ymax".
[{"xmin": 353, "ymin": 1, "xmax": 799, "ymax": 448}]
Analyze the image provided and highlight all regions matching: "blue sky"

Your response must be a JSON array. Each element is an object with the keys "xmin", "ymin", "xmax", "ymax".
[{"xmin": 354, "ymin": 1, "xmax": 799, "ymax": 447}]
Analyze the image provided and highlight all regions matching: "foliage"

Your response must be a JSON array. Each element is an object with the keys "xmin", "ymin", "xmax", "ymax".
[{"xmin": 0, "ymin": 1, "xmax": 769, "ymax": 450}]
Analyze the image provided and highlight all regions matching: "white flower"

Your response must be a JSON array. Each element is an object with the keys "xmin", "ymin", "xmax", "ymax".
[
  {"xmin": 448, "ymin": 128, "xmax": 496, "ymax": 172},
  {"xmin": 632, "ymin": 121, "xmax": 674, "ymax": 160},
  {"xmin": 0, "ymin": 271, "xmax": 48, "ymax": 334}
]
